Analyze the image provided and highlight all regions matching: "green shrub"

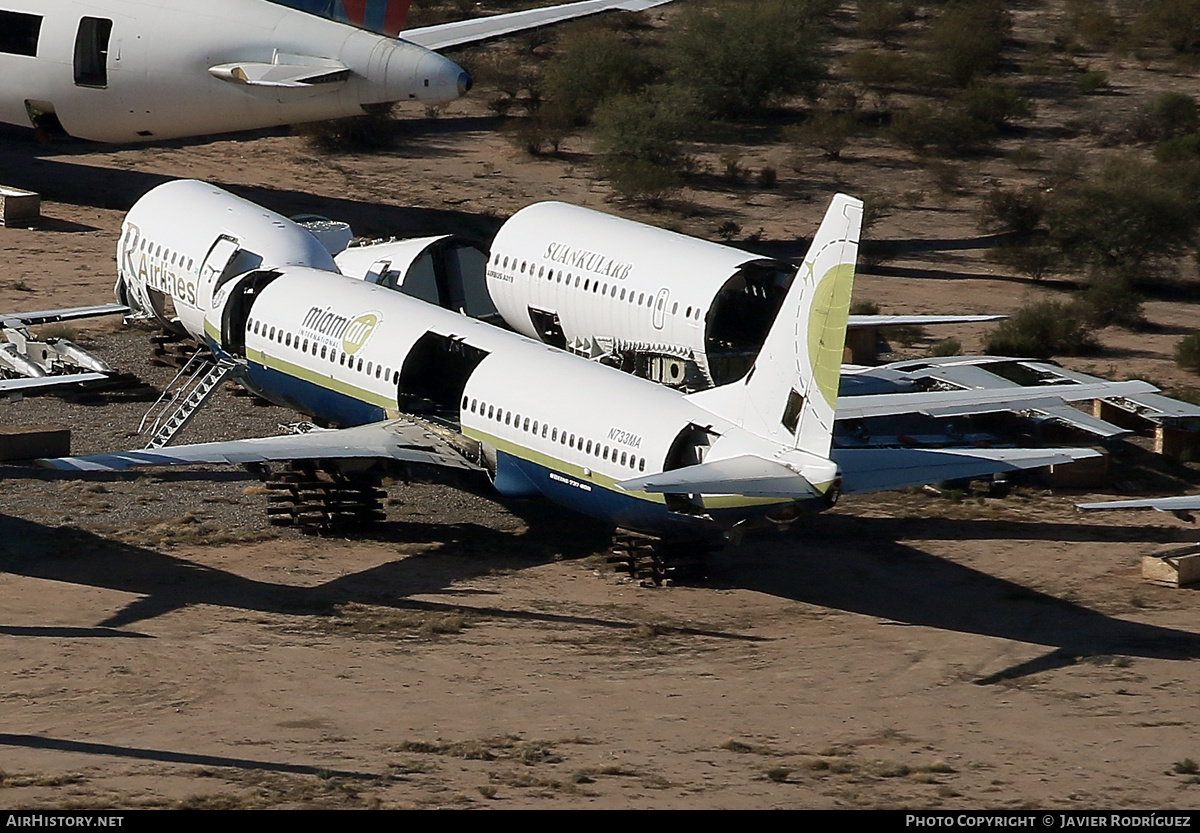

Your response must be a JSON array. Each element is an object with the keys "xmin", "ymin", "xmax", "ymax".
[
  {"xmin": 980, "ymin": 187, "xmax": 1046, "ymax": 236},
  {"xmin": 889, "ymin": 102, "xmax": 996, "ymax": 155},
  {"xmin": 667, "ymin": 0, "xmax": 830, "ymax": 119},
  {"xmin": 785, "ymin": 109, "xmax": 857, "ymax": 159},
  {"xmin": 1077, "ymin": 70, "xmax": 1109, "ymax": 94},
  {"xmin": 956, "ymin": 82, "xmax": 1033, "ymax": 129},
  {"xmin": 592, "ymin": 84, "xmax": 700, "ymax": 200},
  {"xmin": 929, "ymin": 337, "xmax": 962, "ymax": 357},
  {"xmin": 542, "ymin": 27, "xmax": 660, "ymax": 126},
  {"xmin": 1151, "ymin": 91, "xmax": 1199, "ymax": 138},
  {"xmin": 1044, "ymin": 158, "xmax": 1197, "ymax": 277},
  {"xmin": 1176, "ymin": 333, "xmax": 1200, "ymax": 372},
  {"xmin": 984, "ymin": 300, "xmax": 1100, "ymax": 358},
  {"xmin": 856, "ymin": 0, "xmax": 916, "ymax": 44},
  {"xmin": 927, "ymin": 0, "xmax": 1012, "ymax": 87},
  {"xmin": 1077, "ymin": 275, "xmax": 1145, "ymax": 329},
  {"xmin": 846, "ymin": 49, "xmax": 914, "ymax": 89}
]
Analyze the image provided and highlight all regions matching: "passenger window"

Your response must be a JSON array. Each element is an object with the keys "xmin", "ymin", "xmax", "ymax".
[
  {"xmin": 620, "ymin": 451, "xmax": 627, "ymax": 465},
  {"xmin": 0, "ymin": 11, "xmax": 41, "ymax": 57},
  {"xmin": 462, "ymin": 396, "xmax": 469, "ymax": 410},
  {"xmin": 639, "ymin": 458, "xmax": 646, "ymax": 471},
  {"xmin": 620, "ymin": 289, "xmax": 627, "ymax": 300},
  {"xmin": 320, "ymin": 345, "xmax": 327, "ymax": 359},
  {"xmin": 585, "ymin": 440, "xmax": 592, "ymax": 454},
  {"xmin": 74, "ymin": 18, "xmax": 113, "ymax": 88},
  {"xmin": 487, "ymin": 405, "xmax": 494, "ymax": 419},
  {"xmin": 505, "ymin": 412, "xmax": 512, "ymax": 426},
  {"xmin": 523, "ymin": 417, "xmax": 530, "ymax": 431}
]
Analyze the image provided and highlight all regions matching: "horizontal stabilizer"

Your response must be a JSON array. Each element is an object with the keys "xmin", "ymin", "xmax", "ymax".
[
  {"xmin": 833, "ymin": 446, "xmax": 1100, "ymax": 495},
  {"xmin": 38, "ymin": 419, "xmax": 480, "ymax": 473},
  {"xmin": 404, "ymin": 0, "xmax": 675, "ymax": 51},
  {"xmin": 616, "ymin": 454, "xmax": 821, "ymax": 499},
  {"xmin": 210, "ymin": 54, "xmax": 350, "ymax": 88},
  {"xmin": 1076, "ymin": 495, "xmax": 1200, "ymax": 513},
  {"xmin": 836, "ymin": 380, "xmax": 1157, "ymax": 420},
  {"xmin": 847, "ymin": 314, "xmax": 1006, "ymax": 328},
  {"xmin": 0, "ymin": 303, "xmax": 128, "ymax": 329}
]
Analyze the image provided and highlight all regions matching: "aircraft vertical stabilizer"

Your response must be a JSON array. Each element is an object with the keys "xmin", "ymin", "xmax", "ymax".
[{"xmin": 690, "ymin": 194, "xmax": 862, "ymax": 457}]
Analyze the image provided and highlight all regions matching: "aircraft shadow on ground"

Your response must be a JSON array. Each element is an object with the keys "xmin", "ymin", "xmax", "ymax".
[
  {"xmin": 0, "ymin": 733, "xmax": 377, "ymax": 780},
  {"xmin": 0, "ymin": 513, "xmax": 753, "ymax": 643},
  {"xmin": 715, "ymin": 512, "xmax": 1200, "ymax": 683},
  {"xmin": 3, "ymin": 505, "xmax": 1198, "ymax": 684},
  {"xmin": 0, "ymin": 135, "xmax": 506, "ymax": 242}
]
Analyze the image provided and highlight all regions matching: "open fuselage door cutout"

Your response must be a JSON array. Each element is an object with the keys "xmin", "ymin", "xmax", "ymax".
[
  {"xmin": 396, "ymin": 331, "xmax": 489, "ymax": 421},
  {"xmin": 527, "ymin": 308, "xmax": 567, "ymax": 350}
]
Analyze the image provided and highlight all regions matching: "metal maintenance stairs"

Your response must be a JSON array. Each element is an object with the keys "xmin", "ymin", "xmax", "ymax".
[{"xmin": 140, "ymin": 352, "xmax": 243, "ymax": 449}]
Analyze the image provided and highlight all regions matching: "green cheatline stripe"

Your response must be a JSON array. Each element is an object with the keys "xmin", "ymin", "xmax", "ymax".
[{"xmin": 247, "ymin": 346, "xmax": 394, "ymax": 409}]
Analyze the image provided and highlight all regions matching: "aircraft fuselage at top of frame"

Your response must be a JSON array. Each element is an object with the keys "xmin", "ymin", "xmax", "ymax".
[
  {"xmin": 0, "ymin": 0, "xmax": 467, "ymax": 142},
  {"xmin": 0, "ymin": 0, "xmax": 671, "ymax": 143}
]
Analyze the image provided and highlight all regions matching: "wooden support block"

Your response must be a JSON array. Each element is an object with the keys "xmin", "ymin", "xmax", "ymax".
[
  {"xmin": 0, "ymin": 425, "xmax": 69, "ymax": 460},
  {"xmin": 0, "ymin": 186, "xmax": 41, "ymax": 227},
  {"xmin": 1154, "ymin": 424, "xmax": 1200, "ymax": 461},
  {"xmin": 844, "ymin": 327, "xmax": 878, "ymax": 366},
  {"xmin": 1091, "ymin": 399, "xmax": 1147, "ymax": 432},
  {"xmin": 1042, "ymin": 448, "xmax": 1109, "ymax": 488},
  {"xmin": 1143, "ymin": 545, "xmax": 1200, "ymax": 588}
]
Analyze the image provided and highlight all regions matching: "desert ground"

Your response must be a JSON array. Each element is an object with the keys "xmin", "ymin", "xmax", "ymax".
[{"xmin": 2, "ymin": 1, "xmax": 1200, "ymax": 810}]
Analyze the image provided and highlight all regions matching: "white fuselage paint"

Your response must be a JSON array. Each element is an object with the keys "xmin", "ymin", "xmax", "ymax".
[
  {"xmin": 484, "ymin": 202, "xmax": 785, "ymax": 372},
  {"xmin": 231, "ymin": 268, "xmax": 807, "ymax": 534},
  {"xmin": 114, "ymin": 180, "xmax": 832, "ymax": 537},
  {"xmin": 0, "ymin": 0, "xmax": 464, "ymax": 142},
  {"xmin": 116, "ymin": 180, "xmax": 336, "ymax": 334}
]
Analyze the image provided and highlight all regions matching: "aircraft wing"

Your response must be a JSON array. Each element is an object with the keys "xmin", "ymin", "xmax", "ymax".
[
  {"xmin": 0, "ymin": 303, "xmax": 129, "ymax": 328},
  {"xmin": 37, "ymin": 419, "xmax": 481, "ymax": 473},
  {"xmin": 1076, "ymin": 495, "xmax": 1200, "ymax": 513},
  {"xmin": 836, "ymin": 380, "xmax": 1158, "ymax": 420},
  {"xmin": 847, "ymin": 314, "xmax": 1006, "ymax": 328},
  {"xmin": 0, "ymin": 373, "xmax": 110, "ymax": 394},
  {"xmin": 833, "ymin": 447, "xmax": 1101, "ymax": 495},
  {"xmin": 403, "ymin": 1, "xmax": 675, "ymax": 51}
]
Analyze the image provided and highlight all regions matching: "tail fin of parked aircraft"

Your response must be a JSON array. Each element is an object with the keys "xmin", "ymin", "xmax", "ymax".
[{"xmin": 688, "ymin": 194, "xmax": 862, "ymax": 459}]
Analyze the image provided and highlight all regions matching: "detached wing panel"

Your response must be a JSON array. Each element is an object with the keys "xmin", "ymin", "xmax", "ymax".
[
  {"xmin": 836, "ymin": 380, "xmax": 1158, "ymax": 420},
  {"xmin": 833, "ymin": 447, "xmax": 1101, "ymax": 495},
  {"xmin": 0, "ymin": 304, "xmax": 128, "ymax": 328},
  {"xmin": 403, "ymin": 1, "xmax": 674, "ymax": 51},
  {"xmin": 1076, "ymin": 495, "xmax": 1200, "ymax": 512},
  {"xmin": 846, "ymin": 314, "xmax": 1006, "ymax": 327},
  {"xmin": 0, "ymin": 373, "xmax": 109, "ymax": 395},
  {"xmin": 39, "ymin": 420, "xmax": 481, "ymax": 473}
]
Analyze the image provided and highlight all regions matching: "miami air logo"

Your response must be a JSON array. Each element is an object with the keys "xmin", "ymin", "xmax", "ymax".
[{"xmin": 342, "ymin": 312, "xmax": 381, "ymax": 355}]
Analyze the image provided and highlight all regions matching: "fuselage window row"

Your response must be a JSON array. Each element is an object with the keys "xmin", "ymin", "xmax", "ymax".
[{"xmin": 461, "ymin": 395, "xmax": 644, "ymax": 472}]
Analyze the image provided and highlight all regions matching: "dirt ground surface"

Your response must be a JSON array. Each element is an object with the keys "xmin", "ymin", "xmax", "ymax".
[{"xmin": 3, "ymin": 1, "xmax": 1200, "ymax": 809}]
